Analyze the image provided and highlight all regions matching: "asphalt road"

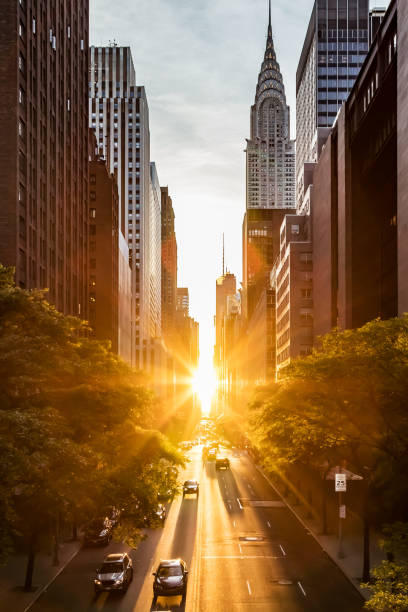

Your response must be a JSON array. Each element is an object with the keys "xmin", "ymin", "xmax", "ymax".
[{"xmin": 30, "ymin": 445, "xmax": 364, "ymax": 611}]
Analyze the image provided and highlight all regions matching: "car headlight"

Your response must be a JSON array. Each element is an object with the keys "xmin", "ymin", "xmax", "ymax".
[
  {"xmin": 114, "ymin": 578, "xmax": 124, "ymax": 585},
  {"xmin": 99, "ymin": 529, "xmax": 108, "ymax": 537},
  {"xmin": 94, "ymin": 580, "xmax": 102, "ymax": 585}
]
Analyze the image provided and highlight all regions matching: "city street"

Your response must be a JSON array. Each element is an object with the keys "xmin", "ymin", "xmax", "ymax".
[{"xmin": 30, "ymin": 445, "xmax": 364, "ymax": 611}]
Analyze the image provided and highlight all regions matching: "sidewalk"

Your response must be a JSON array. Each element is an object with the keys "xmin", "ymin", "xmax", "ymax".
[
  {"xmin": 0, "ymin": 539, "xmax": 82, "ymax": 612},
  {"xmin": 255, "ymin": 464, "xmax": 386, "ymax": 600}
]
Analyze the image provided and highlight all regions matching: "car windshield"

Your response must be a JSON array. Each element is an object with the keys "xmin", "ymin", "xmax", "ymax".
[
  {"xmin": 100, "ymin": 563, "xmax": 123, "ymax": 573},
  {"xmin": 158, "ymin": 566, "xmax": 183, "ymax": 577},
  {"xmin": 185, "ymin": 481, "xmax": 196, "ymax": 485}
]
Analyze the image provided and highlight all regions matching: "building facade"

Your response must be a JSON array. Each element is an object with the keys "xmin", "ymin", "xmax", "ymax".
[
  {"xmin": 161, "ymin": 186, "xmax": 177, "ymax": 338},
  {"xmin": 89, "ymin": 46, "xmax": 151, "ymax": 367},
  {"xmin": 0, "ymin": 0, "xmax": 89, "ymax": 316},
  {"xmin": 274, "ymin": 214, "xmax": 313, "ymax": 375},
  {"xmin": 312, "ymin": 0, "xmax": 403, "ymax": 338},
  {"xmin": 148, "ymin": 162, "xmax": 161, "ymax": 339},
  {"xmin": 89, "ymin": 158, "xmax": 131, "ymax": 362},
  {"xmin": 295, "ymin": 0, "xmax": 379, "ymax": 207}
]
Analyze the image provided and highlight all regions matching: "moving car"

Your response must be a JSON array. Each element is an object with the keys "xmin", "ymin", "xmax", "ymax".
[
  {"xmin": 207, "ymin": 448, "xmax": 217, "ymax": 461},
  {"xmin": 83, "ymin": 517, "xmax": 113, "ymax": 546},
  {"xmin": 182, "ymin": 480, "xmax": 199, "ymax": 497},
  {"xmin": 94, "ymin": 552, "xmax": 133, "ymax": 594},
  {"xmin": 152, "ymin": 558, "xmax": 188, "ymax": 600},
  {"xmin": 216, "ymin": 458, "xmax": 230, "ymax": 470}
]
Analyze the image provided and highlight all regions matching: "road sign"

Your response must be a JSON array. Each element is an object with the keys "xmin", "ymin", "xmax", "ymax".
[
  {"xmin": 335, "ymin": 473, "xmax": 347, "ymax": 492},
  {"xmin": 339, "ymin": 505, "xmax": 346, "ymax": 519}
]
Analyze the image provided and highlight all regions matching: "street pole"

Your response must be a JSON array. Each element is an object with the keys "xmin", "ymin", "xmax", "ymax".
[{"xmin": 338, "ymin": 491, "xmax": 345, "ymax": 558}]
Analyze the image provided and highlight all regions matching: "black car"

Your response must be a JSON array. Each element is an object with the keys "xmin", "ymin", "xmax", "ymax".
[
  {"xmin": 83, "ymin": 517, "xmax": 113, "ymax": 546},
  {"xmin": 216, "ymin": 458, "xmax": 230, "ymax": 470},
  {"xmin": 182, "ymin": 480, "xmax": 199, "ymax": 497},
  {"xmin": 153, "ymin": 558, "xmax": 188, "ymax": 600},
  {"xmin": 144, "ymin": 503, "xmax": 167, "ymax": 527},
  {"xmin": 94, "ymin": 552, "xmax": 133, "ymax": 594}
]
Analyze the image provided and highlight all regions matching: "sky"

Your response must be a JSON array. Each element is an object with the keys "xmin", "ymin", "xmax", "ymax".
[{"xmin": 90, "ymin": 0, "xmax": 388, "ymax": 377}]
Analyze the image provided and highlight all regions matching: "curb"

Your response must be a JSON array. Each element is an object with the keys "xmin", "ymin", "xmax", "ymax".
[
  {"xmin": 23, "ymin": 543, "xmax": 82, "ymax": 612},
  {"xmin": 253, "ymin": 462, "xmax": 367, "ymax": 601}
]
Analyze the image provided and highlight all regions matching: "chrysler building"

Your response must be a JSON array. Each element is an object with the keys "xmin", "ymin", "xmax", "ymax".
[{"xmin": 246, "ymin": 2, "xmax": 296, "ymax": 210}]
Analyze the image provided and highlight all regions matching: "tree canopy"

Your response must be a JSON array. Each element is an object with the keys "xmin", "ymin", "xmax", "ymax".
[
  {"xmin": 249, "ymin": 317, "xmax": 408, "ymax": 523},
  {"xmin": 0, "ymin": 265, "xmax": 183, "ymax": 565}
]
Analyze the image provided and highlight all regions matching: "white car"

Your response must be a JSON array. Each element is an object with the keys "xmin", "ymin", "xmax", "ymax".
[{"xmin": 94, "ymin": 552, "xmax": 133, "ymax": 594}]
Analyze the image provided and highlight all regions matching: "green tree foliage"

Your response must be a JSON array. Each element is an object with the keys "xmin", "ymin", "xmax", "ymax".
[
  {"xmin": 364, "ymin": 522, "xmax": 408, "ymax": 611},
  {"xmin": 249, "ymin": 317, "xmax": 408, "ymax": 522},
  {"xmin": 0, "ymin": 265, "xmax": 183, "ymax": 577}
]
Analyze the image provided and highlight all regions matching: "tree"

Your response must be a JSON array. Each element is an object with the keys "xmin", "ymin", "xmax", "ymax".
[
  {"xmin": 0, "ymin": 266, "xmax": 183, "ymax": 588},
  {"xmin": 363, "ymin": 523, "xmax": 408, "ymax": 612},
  {"xmin": 249, "ymin": 317, "xmax": 408, "ymax": 578}
]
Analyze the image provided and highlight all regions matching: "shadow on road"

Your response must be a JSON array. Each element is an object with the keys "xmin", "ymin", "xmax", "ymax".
[
  {"xmin": 215, "ymin": 468, "xmax": 243, "ymax": 515},
  {"xmin": 170, "ymin": 497, "xmax": 198, "ymax": 562}
]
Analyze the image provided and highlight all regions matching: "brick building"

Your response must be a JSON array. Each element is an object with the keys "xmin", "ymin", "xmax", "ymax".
[{"xmin": 0, "ymin": 0, "xmax": 89, "ymax": 316}]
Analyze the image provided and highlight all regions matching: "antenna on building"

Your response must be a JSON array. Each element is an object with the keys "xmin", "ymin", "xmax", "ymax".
[{"xmin": 269, "ymin": 0, "xmax": 271, "ymax": 28}]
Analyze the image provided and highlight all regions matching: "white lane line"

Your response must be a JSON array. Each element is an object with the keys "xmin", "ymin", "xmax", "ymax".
[
  {"xmin": 247, "ymin": 580, "xmax": 252, "ymax": 595},
  {"xmin": 202, "ymin": 555, "xmax": 281, "ymax": 559},
  {"xmin": 267, "ymin": 521, "xmax": 271, "ymax": 528},
  {"xmin": 233, "ymin": 520, "xmax": 236, "ymax": 527},
  {"xmin": 238, "ymin": 543, "xmax": 243, "ymax": 555},
  {"xmin": 279, "ymin": 544, "xmax": 286, "ymax": 556},
  {"xmin": 247, "ymin": 484, "xmax": 255, "ymax": 494},
  {"xmin": 237, "ymin": 497, "xmax": 243, "ymax": 510},
  {"xmin": 298, "ymin": 581, "xmax": 307, "ymax": 597}
]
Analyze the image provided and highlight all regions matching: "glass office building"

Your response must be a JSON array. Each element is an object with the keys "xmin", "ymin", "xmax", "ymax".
[{"xmin": 296, "ymin": 0, "xmax": 372, "ymax": 205}]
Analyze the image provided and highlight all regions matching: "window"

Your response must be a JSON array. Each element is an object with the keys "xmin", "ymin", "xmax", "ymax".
[
  {"xmin": 90, "ymin": 208, "xmax": 96, "ymax": 218},
  {"xmin": 90, "ymin": 191, "xmax": 96, "ymax": 201},
  {"xmin": 90, "ymin": 174, "xmax": 96, "ymax": 184},
  {"xmin": 301, "ymin": 289, "xmax": 312, "ymax": 299},
  {"xmin": 291, "ymin": 224, "xmax": 299, "ymax": 235}
]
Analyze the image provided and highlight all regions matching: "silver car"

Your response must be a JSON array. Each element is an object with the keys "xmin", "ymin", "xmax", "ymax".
[{"xmin": 94, "ymin": 552, "xmax": 133, "ymax": 594}]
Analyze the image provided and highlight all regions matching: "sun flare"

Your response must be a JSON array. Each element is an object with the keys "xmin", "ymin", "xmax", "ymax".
[{"xmin": 191, "ymin": 363, "xmax": 217, "ymax": 416}]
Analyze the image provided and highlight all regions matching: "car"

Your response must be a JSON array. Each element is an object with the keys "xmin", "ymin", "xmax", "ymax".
[
  {"xmin": 83, "ymin": 517, "xmax": 113, "ymax": 546},
  {"xmin": 216, "ymin": 458, "xmax": 230, "ymax": 470},
  {"xmin": 152, "ymin": 558, "xmax": 188, "ymax": 600},
  {"xmin": 157, "ymin": 487, "xmax": 174, "ymax": 502},
  {"xmin": 207, "ymin": 448, "xmax": 217, "ymax": 461},
  {"xmin": 144, "ymin": 503, "xmax": 167, "ymax": 527},
  {"xmin": 182, "ymin": 480, "xmax": 199, "ymax": 497},
  {"xmin": 94, "ymin": 552, "xmax": 133, "ymax": 594}
]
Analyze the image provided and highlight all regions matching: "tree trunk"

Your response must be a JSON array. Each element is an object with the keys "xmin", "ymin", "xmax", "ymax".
[
  {"xmin": 24, "ymin": 535, "xmax": 36, "ymax": 591},
  {"xmin": 52, "ymin": 515, "xmax": 60, "ymax": 566},
  {"xmin": 322, "ymin": 478, "xmax": 328, "ymax": 535},
  {"xmin": 362, "ymin": 516, "xmax": 370, "ymax": 582}
]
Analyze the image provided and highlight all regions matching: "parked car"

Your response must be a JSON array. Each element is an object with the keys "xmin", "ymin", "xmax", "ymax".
[
  {"xmin": 182, "ymin": 480, "xmax": 199, "ymax": 497},
  {"xmin": 83, "ymin": 517, "xmax": 113, "ymax": 546},
  {"xmin": 144, "ymin": 503, "xmax": 167, "ymax": 527},
  {"xmin": 94, "ymin": 552, "xmax": 133, "ymax": 594},
  {"xmin": 216, "ymin": 458, "xmax": 230, "ymax": 470},
  {"xmin": 152, "ymin": 558, "xmax": 188, "ymax": 600}
]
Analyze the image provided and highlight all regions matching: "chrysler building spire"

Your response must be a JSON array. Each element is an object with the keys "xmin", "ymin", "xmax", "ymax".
[{"xmin": 245, "ymin": 2, "xmax": 296, "ymax": 210}]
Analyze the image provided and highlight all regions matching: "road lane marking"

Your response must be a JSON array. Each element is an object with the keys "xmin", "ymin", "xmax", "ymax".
[
  {"xmin": 267, "ymin": 521, "xmax": 271, "ymax": 528},
  {"xmin": 237, "ymin": 497, "xmax": 243, "ymax": 510},
  {"xmin": 202, "ymin": 555, "xmax": 281, "ymax": 559},
  {"xmin": 298, "ymin": 581, "xmax": 307, "ymax": 597},
  {"xmin": 233, "ymin": 520, "xmax": 236, "ymax": 527},
  {"xmin": 247, "ymin": 484, "xmax": 255, "ymax": 494},
  {"xmin": 247, "ymin": 580, "xmax": 252, "ymax": 595},
  {"xmin": 239, "ymin": 543, "xmax": 243, "ymax": 555},
  {"xmin": 279, "ymin": 545, "xmax": 287, "ymax": 556}
]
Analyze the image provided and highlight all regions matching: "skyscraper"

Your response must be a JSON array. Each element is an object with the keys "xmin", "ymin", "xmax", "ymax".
[
  {"xmin": 243, "ymin": 2, "xmax": 295, "ymax": 321},
  {"xmin": 148, "ymin": 162, "xmax": 161, "ymax": 339},
  {"xmin": 89, "ymin": 46, "xmax": 151, "ymax": 367},
  {"xmin": 0, "ymin": 0, "xmax": 89, "ymax": 316},
  {"xmin": 296, "ymin": 0, "xmax": 371, "ymax": 204},
  {"xmin": 161, "ymin": 187, "xmax": 177, "ymax": 338},
  {"xmin": 246, "ymin": 1, "xmax": 296, "ymax": 211}
]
